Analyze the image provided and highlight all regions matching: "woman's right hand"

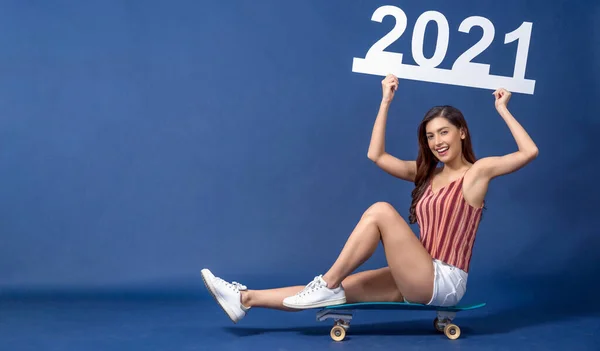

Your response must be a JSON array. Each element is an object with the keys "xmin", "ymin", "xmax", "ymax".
[{"xmin": 381, "ymin": 74, "xmax": 399, "ymax": 103}]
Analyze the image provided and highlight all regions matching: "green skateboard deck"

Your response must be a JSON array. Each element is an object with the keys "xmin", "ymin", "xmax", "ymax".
[
  {"xmin": 316, "ymin": 301, "xmax": 486, "ymax": 341},
  {"xmin": 324, "ymin": 301, "xmax": 486, "ymax": 312}
]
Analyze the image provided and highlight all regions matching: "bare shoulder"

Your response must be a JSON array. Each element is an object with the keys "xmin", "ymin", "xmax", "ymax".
[{"xmin": 462, "ymin": 162, "xmax": 489, "ymax": 209}]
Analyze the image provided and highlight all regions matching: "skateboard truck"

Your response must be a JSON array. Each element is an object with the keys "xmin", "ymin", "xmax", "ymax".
[
  {"xmin": 316, "ymin": 309, "xmax": 352, "ymax": 342},
  {"xmin": 433, "ymin": 311, "xmax": 461, "ymax": 339}
]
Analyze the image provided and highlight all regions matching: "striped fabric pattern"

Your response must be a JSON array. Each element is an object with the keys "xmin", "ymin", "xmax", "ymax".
[{"xmin": 415, "ymin": 176, "xmax": 483, "ymax": 273}]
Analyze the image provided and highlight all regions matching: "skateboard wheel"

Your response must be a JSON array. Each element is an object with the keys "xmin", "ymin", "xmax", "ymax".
[
  {"xmin": 330, "ymin": 325, "xmax": 346, "ymax": 342},
  {"xmin": 433, "ymin": 318, "xmax": 444, "ymax": 332},
  {"xmin": 444, "ymin": 324, "xmax": 461, "ymax": 340}
]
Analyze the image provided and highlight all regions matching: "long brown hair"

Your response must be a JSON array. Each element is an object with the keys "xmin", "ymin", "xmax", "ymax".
[{"xmin": 408, "ymin": 106, "xmax": 477, "ymax": 224}]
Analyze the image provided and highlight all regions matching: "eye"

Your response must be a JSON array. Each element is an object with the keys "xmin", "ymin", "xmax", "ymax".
[{"xmin": 441, "ymin": 130, "xmax": 448, "ymax": 135}]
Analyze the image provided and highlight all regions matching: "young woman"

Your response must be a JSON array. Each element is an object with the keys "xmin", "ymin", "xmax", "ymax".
[{"xmin": 200, "ymin": 74, "xmax": 539, "ymax": 324}]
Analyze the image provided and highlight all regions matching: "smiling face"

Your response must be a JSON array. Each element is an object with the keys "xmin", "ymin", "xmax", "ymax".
[{"xmin": 425, "ymin": 116, "xmax": 466, "ymax": 163}]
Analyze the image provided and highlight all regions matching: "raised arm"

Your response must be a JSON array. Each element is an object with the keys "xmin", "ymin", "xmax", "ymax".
[
  {"xmin": 367, "ymin": 74, "xmax": 417, "ymax": 183},
  {"xmin": 472, "ymin": 88, "xmax": 539, "ymax": 181}
]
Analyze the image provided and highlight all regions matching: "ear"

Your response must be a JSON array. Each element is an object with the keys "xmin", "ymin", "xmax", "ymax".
[{"xmin": 460, "ymin": 128, "xmax": 466, "ymax": 140}]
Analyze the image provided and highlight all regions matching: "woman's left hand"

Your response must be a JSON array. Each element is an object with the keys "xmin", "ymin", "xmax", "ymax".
[{"xmin": 493, "ymin": 88, "xmax": 511, "ymax": 109}]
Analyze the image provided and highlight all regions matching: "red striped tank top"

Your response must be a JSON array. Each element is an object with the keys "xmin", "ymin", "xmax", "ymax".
[{"xmin": 415, "ymin": 172, "xmax": 483, "ymax": 273}]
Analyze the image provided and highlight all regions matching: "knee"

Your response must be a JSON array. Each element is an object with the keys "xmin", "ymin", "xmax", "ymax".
[{"xmin": 363, "ymin": 202, "xmax": 397, "ymax": 220}]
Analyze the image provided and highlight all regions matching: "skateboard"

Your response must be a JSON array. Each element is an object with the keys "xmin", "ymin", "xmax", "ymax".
[{"xmin": 316, "ymin": 301, "xmax": 486, "ymax": 341}]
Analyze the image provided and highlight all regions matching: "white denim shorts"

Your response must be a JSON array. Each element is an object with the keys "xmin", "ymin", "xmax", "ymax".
[
  {"xmin": 405, "ymin": 259, "xmax": 468, "ymax": 307},
  {"xmin": 427, "ymin": 259, "xmax": 468, "ymax": 306}
]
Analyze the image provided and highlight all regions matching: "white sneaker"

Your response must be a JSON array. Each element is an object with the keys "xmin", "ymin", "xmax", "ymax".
[
  {"xmin": 200, "ymin": 268, "xmax": 250, "ymax": 323},
  {"xmin": 282, "ymin": 275, "xmax": 346, "ymax": 309}
]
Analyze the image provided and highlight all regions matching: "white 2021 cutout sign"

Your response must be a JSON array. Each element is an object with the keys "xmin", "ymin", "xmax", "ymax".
[{"xmin": 352, "ymin": 6, "xmax": 536, "ymax": 94}]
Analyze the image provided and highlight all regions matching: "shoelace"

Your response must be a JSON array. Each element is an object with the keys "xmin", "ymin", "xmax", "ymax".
[
  {"xmin": 216, "ymin": 277, "xmax": 246, "ymax": 291},
  {"xmin": 231, "ymin": 282, "xmax": 246, "ymax": 290},
  {"xmin": 296, "ymin": 276, "xmax": 325, "ymax": 298}
]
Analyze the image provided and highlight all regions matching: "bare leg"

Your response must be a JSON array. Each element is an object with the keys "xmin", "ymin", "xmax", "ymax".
[
  {"xmin": 320, "ymin": 202, "xmax": 434, "ymax": 304},
  {"xmin": 241, "ymin": 267, "xmax": 402, "ymax": 311},
  {"xmin": 235, "ymin": 202, "xmax": 432, "ymax": 313},
  {"xmin": 241, "ymin": 286, "xmax": 304, "ymax": 311}
]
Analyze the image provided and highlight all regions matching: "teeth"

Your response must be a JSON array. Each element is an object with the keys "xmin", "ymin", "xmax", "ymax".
[{"xmin": 437, "ymin": 147, "xmax": 448, "ymax": 153}]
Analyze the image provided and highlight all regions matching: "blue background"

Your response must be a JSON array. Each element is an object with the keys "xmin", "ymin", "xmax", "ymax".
[{"xmin": 0, "ymin": 1, "xmax": 598, "ymax": 349}]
